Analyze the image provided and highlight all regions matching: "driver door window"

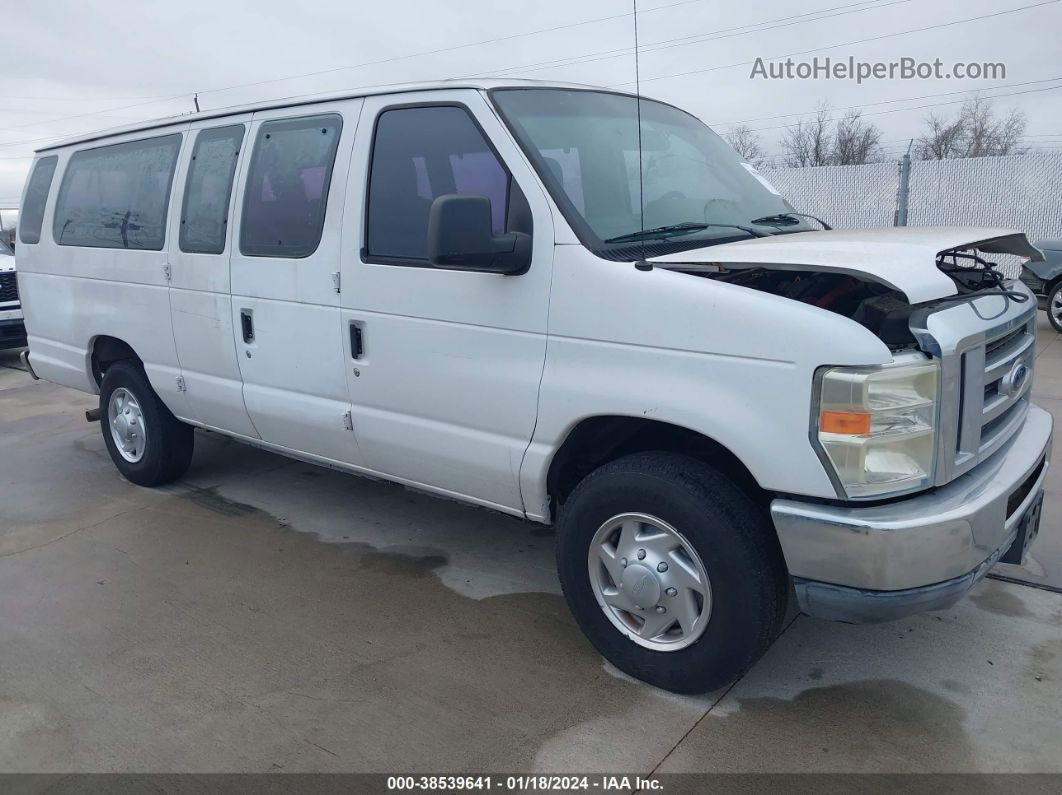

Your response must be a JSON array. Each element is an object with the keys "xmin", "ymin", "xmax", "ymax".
[{"xmin": 365, "ymin": 105, "xmax": 513, "ymax": 264}]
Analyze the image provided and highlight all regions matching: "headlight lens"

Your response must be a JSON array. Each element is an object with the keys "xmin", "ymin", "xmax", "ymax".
[{"xmin": 814, "ymin": 360, "xmax": 939, "ymax": 498}]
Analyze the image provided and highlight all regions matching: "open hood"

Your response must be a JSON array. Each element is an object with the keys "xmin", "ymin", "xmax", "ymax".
[{"xmin": 647, "ymin": 226, "xmax": 1043, "ymax": 305}]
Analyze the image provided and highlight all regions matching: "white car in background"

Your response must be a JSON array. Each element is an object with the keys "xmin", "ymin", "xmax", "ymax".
[{"xmin": 0, "ymin": 237, "xmax": 27, "ymax": 350}]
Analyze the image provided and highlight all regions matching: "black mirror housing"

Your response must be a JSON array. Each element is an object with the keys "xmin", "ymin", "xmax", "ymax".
[{"xmin": 427, "ymin": 195, "xmax": 531, "ymax": 275}]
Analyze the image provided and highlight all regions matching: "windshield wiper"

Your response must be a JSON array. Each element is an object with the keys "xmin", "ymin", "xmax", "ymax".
[
  {"xmin": 605, "ymin": 221, "xmax": 768, "ymax": 245},
  {"xmin": 750, "ymin": 212, "xmax": 833, "ymax": 231}
]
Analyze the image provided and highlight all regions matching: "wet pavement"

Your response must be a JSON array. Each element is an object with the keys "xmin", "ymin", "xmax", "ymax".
[
  {"xmin": 1002, "ymin": 311, "xmax": 1062, "ymax": 588},
  {"xmin": 2, "ymin": 322, "xmax": 1061, "ymax": 773}
]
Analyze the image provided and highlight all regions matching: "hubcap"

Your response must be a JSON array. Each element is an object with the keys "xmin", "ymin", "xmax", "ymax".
[
  {"xmin": 107, "ymin": 387, "xmax": 147, "ymax": 463},
  {"xmin": 1051, "ymin": 290, "xmax": 1062, "ymax": 324},
  {"xmin": 588, "ymin": 512, "xmax": 712, "ymax": 651}
]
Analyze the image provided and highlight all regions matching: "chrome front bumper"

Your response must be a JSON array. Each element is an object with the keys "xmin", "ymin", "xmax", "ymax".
[{"xmin": 771, "ymin": 403, "xmax": 1053, "ymax": 623}]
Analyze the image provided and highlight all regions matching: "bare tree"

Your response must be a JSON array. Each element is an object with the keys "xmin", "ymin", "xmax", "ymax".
[
  {"xmin": 832, "ymin": 109, "xmax": 883, "ymax": 165},
  {"xmin": 915, "ymin": 111, "xmax": 965, "ymax": 159},
  {"xmin": 916, "ymin": 97, "xmax": 1027, "ymax": 159},
  {"xmin": 961, "ymin": 96, "xmax": 997, "ymax": 157},
  {"xmin": 779, "ymin": 103, "xmax": 833, "ymax": 167},
  {"xmin": 778, "ymin": 103, "xmax": 883, "ymax": 166},
  {"xmin": 992, "ymin": 108, "xmax": 1028, "ymax": 155},
  {"xmin": 724, "ymin": 124, "xmax": 766, "ymax": 167}
]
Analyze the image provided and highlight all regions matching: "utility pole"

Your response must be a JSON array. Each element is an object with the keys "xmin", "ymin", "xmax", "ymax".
[{"xmin": 894, "ymin": 139, "xmax": 913, "ymax": 226}]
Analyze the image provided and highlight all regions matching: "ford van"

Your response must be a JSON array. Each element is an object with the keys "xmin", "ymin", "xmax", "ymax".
[{"xmin": 16, "ymin": 80, "xmax": 1051, "ymax": 693}]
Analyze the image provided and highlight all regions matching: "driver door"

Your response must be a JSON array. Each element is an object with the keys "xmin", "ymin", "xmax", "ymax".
[{"xmin": 339, "ymin": 90, "xmax": 555, "ymax": 514}]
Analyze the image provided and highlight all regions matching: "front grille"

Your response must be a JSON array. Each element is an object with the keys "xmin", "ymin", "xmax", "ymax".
[
  {"xmin": 984, "ymin": 326, "xmax": 1024, "ymax": 359},
  {"xmin": 943, "ymin": 312, "xmax": 1035, "ymax": 481},
  {"xmin": 912, "ymin": 288, "xmax": 1037, "ymax": 486},
  {"xmin": 0, "ymin": 272, "xmax": 18, "ymax": 305},
  {"xmin": 975, "ymin": 322, "xmax": 1034, "ymax": 454}
]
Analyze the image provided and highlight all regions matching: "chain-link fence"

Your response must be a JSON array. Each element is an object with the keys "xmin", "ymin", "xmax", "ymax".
[{"xmin": 762, "ymin": 153, "xmax": 1062, "ymax": 279}]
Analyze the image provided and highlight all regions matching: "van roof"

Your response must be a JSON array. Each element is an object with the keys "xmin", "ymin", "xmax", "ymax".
[{"xmin": 36, "ymin": 78, "xmax": 639, "ymax": 153}]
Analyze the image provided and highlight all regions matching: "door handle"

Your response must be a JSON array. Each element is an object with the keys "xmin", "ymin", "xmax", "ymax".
[
  {"xmin": 240, "ymin": 310, "xmax": 255, "ymax": 344},
  {"xmin": 349, "ymin": 322, "xmax": 364, "ymax": 359}
]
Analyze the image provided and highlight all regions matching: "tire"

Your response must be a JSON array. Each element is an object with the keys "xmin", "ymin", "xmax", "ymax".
[
  {"xmin": 556, "ymin": 452, "xmax": 788, "ymax": 694},
  {"xmin": 1047, "ymin": 280, "xmax": 1062, "ymax": 333},
  {"xmin": 99, "ymin": 360, "xmax": 194, "ymax": 487}
]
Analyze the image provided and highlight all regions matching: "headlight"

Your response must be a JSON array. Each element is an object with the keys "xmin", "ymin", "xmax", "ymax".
[{"xmin": 813, "ymin": 359, "xmax": 939, "ymax": 499}]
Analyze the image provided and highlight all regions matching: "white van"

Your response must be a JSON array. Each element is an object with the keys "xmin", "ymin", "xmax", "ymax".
[{"xmin": 16, "ymin": 80, "xmax": 1052, "ymax": 693}]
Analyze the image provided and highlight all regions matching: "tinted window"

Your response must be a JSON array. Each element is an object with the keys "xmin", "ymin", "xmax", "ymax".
[
  {"xmin": 367, "ymin": 106, "xmax": 509, "ymax": 262},
  {"xmin": 240, "ymin": 114, "xmax": 342, "ymax": 258},
  {"xmin": 53, "ymin": 134, "xmax": 182, "ymax": 250},
  {"xmin": 19, "ymin": 156, "xmax": 58, "ymax": 244},
  {"xmin": 180, "ymin": 125, "xmax": 245, "ymax": 254}
]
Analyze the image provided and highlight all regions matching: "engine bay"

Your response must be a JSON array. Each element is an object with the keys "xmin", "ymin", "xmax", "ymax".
[
  {"xmin": 684, "ymin": 267, "xmax": 919, "ymax": 348},
  {"xmin": 667, "ymin": 245, "xmax": 1027, "ymax": 351}
]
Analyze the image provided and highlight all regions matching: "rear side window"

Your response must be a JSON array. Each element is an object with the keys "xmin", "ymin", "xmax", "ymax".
[
  {"xmin": 367, "ymin": 105, "xmax": 510, "ymax": 262},
  {"xmin": 19, "ymin": 156, "xmax": 58, "ymax": 244},
  {"xmin": 240, "ymin": 114, "xmax": 342, "ymax": 258},
  {"xmin": 180, "ymin": 125, "xmax": 245, "ymax": 254},
  {"xmin": 53, "ymin": 134, "xmax": 182, "ymax": 250}
]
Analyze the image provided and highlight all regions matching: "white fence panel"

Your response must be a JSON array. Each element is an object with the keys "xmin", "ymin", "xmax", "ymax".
[{"xmin": 762, "ymin": 161, "xmax": 899, "ymax": 229}]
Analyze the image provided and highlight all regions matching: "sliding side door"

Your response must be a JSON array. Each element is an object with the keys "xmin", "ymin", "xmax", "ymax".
[{"xmin": 228, "ymin": 100, "xmax": 365, "ymax": 467}]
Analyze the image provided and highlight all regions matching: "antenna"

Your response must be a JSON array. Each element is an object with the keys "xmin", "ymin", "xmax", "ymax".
[
  {"xmin": 193, "ymin": 93, "xmax": 200, "ymax": 113},
  {"xmin": 633, "ymin": 0, "xmax": 646, "ymax": 259}
]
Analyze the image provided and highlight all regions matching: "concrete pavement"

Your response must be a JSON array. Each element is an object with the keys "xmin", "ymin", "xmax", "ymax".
[
  {"xmin": 2, "ymin": 318, "xmax": 1061, "ymax": 773},
  {"xmin": 1004, "ymin": 312, "xmax": 1062, "ymax": 588}
]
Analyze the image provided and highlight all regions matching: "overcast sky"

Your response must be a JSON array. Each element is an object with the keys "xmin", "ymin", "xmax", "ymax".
[{"xmin": 1, "ymin": 0, "xmax": 1059, "ymax": 203}]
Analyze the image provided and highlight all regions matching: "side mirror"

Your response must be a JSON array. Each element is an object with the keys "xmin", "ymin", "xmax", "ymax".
[{"xmin": 427, "ymin": 195, "xmax": 531, "ymax": 275}]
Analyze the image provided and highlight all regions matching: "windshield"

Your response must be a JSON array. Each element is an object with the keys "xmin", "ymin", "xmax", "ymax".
[{"xmin": 492, "ymin": 89, "xmax": 812, "ymax": 256}]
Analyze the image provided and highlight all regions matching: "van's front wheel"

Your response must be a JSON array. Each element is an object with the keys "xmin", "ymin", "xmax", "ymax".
[
  {"xmin": 99, "ymin": 360, "xmax": 193, "ymax": 486},
  {"xmin": 555, "ymin": 452, "xmax": 788, "ymax": 693}
]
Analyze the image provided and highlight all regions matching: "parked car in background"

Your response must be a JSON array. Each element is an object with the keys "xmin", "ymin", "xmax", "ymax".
[
  {"xmin": 15, "ymin": 80, "xmax": 1053, "ymax": 693},
  {"xmin": 1020, "ymin": 239, "xmax": 1062, "ymax": 331},
  {"xmin": 0, "ymin": 236, "xmax": 27, "ymax": 350},
  {"xmin": 0, "ymin": 207, "xmax": 17, "ymax": 250}
]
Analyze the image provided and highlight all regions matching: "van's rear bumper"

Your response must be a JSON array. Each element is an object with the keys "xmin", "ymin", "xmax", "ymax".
[{"xmin": 770, "ymin": 403, "xmax": 1052, "ymax": 623}]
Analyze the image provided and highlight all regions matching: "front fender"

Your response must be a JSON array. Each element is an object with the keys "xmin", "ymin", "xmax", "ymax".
[
  {"xmin": 520, "ymin": 246, "xmax": 895, "ymax": 520},
  {"xmin": 1023, "ymin": 255, "xmax": 1062, "ymax": 287}
]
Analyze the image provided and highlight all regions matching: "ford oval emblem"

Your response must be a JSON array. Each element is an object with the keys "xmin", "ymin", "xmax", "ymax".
[
  {"xmin": 632, "ymin": 574, "xmax": 651, "ymax": 597},
  {"xmin": 1001, "ymin": 360, "xmax": 1030, "ymax": 397}
]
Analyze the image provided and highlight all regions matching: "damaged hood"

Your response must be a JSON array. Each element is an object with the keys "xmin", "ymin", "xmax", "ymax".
[{"xmin": 647, "ymin": 226, "xmax": 1043, "ymax": 304}]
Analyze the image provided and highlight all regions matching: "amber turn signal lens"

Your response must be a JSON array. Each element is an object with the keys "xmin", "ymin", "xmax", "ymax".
[{"xmin": 820, "ymin": 410, "xmax": 872, "ymax": 435}]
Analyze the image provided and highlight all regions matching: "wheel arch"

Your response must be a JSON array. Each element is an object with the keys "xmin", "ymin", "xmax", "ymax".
[
  {"xmin": 1045, "ymin": 273, "xmax": 1062, "ymax": 295},
  {"xmin": 545, "ymin": 415, "xmax": 766, "ymax": 522},
  {"xmin": 89, "ymin": 335, "xmax": 142, "ymax": 387}
]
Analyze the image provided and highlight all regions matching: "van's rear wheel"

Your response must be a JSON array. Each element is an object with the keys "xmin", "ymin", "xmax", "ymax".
[
  {"xmin": 99, "ymin": 360, "xmax": 193, "ymax": 486},
  {"xmin": 556, "ymin": 452, "xmax": 788, "ymax": 693}
]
